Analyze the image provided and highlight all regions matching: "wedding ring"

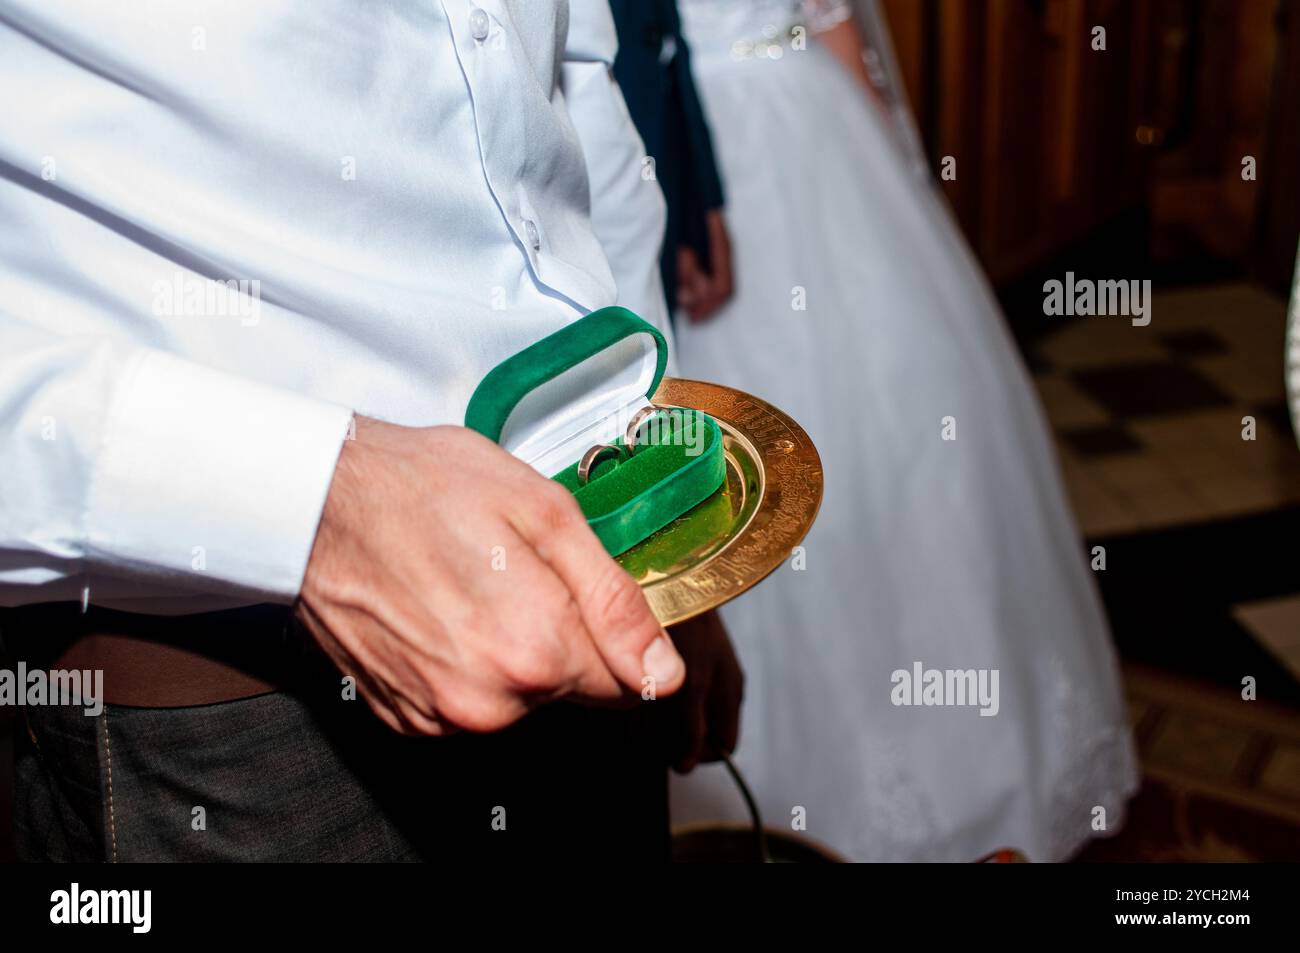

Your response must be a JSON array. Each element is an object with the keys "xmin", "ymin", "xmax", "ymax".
[
  {"xmin": 624, "ymin": 406, "xmax": 663, "ymax": 454},
  {"xmin": 577, "ymin": 443, "xmax": 627, "ymax": 485}
]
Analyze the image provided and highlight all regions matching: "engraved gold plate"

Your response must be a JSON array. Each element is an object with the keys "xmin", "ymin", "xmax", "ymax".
[{"xmin": 619, "ymin": 377, "xmax": 823, "ymax": 626}]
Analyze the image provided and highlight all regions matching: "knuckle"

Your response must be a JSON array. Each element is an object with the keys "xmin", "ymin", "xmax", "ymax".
[
  {"xmin": 437, "ymin": 593, "xmax": 487, "ymax": 642},
  {"xmin": 536, "ymin": 481, "xmax": 582, "ymax": 529},
  {"xmin": 587, "ymin": 564, "xmax": 653, "ymax": 638},
  {"xmin": 539, "ymin": 582, "xmax": 583, "ymax": 630},
  {"xmin": 438, "ymin": 687, "xmax": 519, "ymax": 733},
  {"xmin": 499, "ymin": 634, "xmax": 569, "ymax": 694}
]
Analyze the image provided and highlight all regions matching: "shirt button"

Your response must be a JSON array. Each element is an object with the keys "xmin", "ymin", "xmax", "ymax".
[
  {"xmin": 469, "ymin": 7, "xmax": 490, "ymax": 42},
  {"xmin": 523, "ymin": 219, "xmax": 541, "ymax": 250}
]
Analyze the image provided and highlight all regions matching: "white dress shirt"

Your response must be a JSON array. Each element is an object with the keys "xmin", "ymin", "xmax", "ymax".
[{"xmin": 0, "ymin": 0, "xmax": 671, "ymax": 612}]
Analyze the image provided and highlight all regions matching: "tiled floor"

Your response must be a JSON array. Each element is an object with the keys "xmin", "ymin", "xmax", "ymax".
[
  {"xmin": 1032, "ymin": 283, "xmax": 1300, "ymax": 539},
  {"xmin": 1032, "ymin": 281, "xmax": 1300, "ymax": 690},
  {"xmin": 1030, "ymin": 282, "xmax": 1300, "ymax": 843}
]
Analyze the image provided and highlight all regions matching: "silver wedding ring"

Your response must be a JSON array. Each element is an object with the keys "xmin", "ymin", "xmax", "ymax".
[
  {"xmin": 577, "ymin": 443, "xmax": 628, "ymax": 485},
  {"xmin": 624, "ymin": 406, "xmax": 663, "ymax": 454}
]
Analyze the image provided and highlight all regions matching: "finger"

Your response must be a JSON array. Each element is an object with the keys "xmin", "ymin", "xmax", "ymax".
[
  {"xmin": 322, "ymin": 628, "xmax": 452, "ymax": 737},
  {"xmin": 482, "ymin": 529, "xmax": 625, "ymax": 704},
  {"xmin": 512, "ymin": 485, "xmax": 685, "ymax": 698},
  {"xmin": 688, "ymin": 273, "xmax": 714, "ymax": 321},
  {"xmin": 430, "ymin": 681, "xmax": 532, "ymax": 734},
  {"xmin": 332, "ymin": 641, "xmax": 454, "ymax": 737},
  {"xmin": 706, "ymin": 211, "xmax": 735, "ymax": 303},
  {"xmin": 692, "ymin": 278, "xmax": 721, "ymax": 322},
  {"xmin": 387, "ymin": 691, "xmax": 455, "ymax": 737},
  {"xmin": 697, "ymin": 273, "xmax": 725, "ymax": 320},
  {"xmin": 296, "ymin": 595, "xmax": 457, "ymax": 737},
  {"xmin": 676, "ymin": 246, "xmax": 703, "ymax": 311},
  {"xmin": 677, "ymin": 248, "xmax": 713, "ymax": 321}
]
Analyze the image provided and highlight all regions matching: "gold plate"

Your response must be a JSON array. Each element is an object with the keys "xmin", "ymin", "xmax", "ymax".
[{"xmin": 619, "ymin": 377, "xmax": 823, "ymax": 626}]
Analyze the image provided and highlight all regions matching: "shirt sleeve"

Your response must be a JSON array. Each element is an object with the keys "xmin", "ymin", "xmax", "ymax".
[
  {"xmin": 561, "ymin": 0, "xmax": 676, "ymax": 357},
  {"xmin": 0, "ymin": 314, "xmax": 354, "ymax": 605}
]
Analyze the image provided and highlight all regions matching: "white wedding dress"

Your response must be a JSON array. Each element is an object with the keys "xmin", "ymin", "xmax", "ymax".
[{"xmin": 669, "ymin": 0, "xmax": 1138, "ymax": 861}]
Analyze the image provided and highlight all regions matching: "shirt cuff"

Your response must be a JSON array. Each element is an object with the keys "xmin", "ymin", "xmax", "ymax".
[{"xmin": 85, "ymin": 348, "xmax": 354, "ymax": 602}]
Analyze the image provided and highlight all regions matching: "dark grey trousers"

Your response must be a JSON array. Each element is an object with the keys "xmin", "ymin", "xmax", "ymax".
[{"xmin": 8, "ymin": 613, "xmax": 669, "ymax": 863}]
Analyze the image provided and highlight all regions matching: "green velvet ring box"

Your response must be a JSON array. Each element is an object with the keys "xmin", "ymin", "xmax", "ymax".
[{"xmin": 465, "ymin": 307, "xmax": 725, "ymax": 556}]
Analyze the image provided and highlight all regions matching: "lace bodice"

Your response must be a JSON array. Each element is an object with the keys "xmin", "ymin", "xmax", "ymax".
[
  {"xmin": 678, "ymin": 0, "xmax": 932, "ymax": 177},
  {"xmin": 678, "ymin": 0, "xmax": 854, "ymax": 45}
]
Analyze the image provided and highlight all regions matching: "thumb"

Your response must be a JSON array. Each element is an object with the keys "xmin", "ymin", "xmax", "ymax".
[{"xmin": 518, "ymin": 489, "xmax": 686, "ymax": 697}]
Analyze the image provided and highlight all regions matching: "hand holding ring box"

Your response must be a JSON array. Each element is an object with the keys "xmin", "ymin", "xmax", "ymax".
[{"xmin": 466, "ymin": 307, "xmax": 823, "ymax": 625}]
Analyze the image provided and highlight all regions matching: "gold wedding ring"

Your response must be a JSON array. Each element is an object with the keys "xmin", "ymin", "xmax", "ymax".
[
  {"xmin": 577, "ymin": 443, "xmax": 627, "ymax": 485},
  {"xmin": 624, "ymin": 406, "xmax": 663, "ymax": 454}
]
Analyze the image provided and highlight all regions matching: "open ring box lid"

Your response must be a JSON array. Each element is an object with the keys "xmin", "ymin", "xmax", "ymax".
[{"xmin": 465, "ymin": 307, "xmax": 823, "ymax": 625}]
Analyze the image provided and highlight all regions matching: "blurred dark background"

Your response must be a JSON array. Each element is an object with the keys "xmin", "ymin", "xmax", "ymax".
[{"xmin": 883, "ymin": 0, "xmax": 1299, "ymax": 294}]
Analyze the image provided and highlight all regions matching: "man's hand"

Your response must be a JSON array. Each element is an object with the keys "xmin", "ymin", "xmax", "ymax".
[
  {"xmin": 656, "ymin": 609, "xmax": 744, "ymax": 772},
  {"xmin": 296, "ymin": 416, "xmax": 687, "ymax": 736},
  {"xmin": 676, "ymin": 208, "xmax": 735, "ymax": 323}
]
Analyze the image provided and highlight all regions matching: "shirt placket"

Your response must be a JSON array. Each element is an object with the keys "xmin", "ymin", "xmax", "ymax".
[{"xmin": 440, "ymin": 2, "xmax": 548, "ymax": 286}]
